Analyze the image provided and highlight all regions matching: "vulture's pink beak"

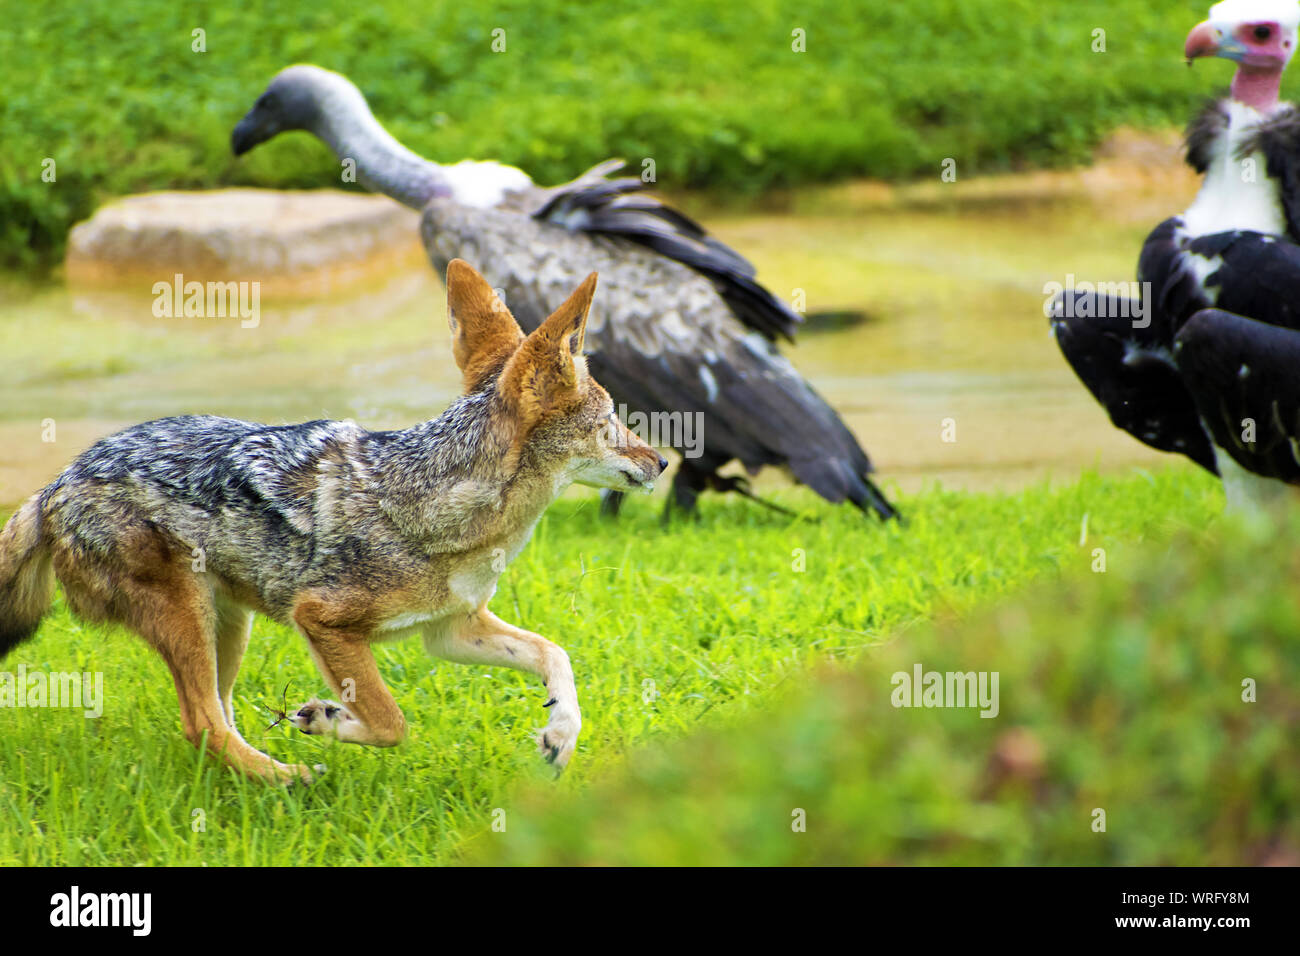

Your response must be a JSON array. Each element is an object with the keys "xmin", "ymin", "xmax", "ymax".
[{"xmin": 1185, "ymin": 21, "xmax": 1221, "ymax": 62}]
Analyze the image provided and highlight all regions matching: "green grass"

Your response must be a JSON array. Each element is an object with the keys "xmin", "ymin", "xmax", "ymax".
[
  {"xmin": 0, "ymin": 468, "xmax": 1231, "ymax": 866},
  {"xmin": 0, "ymin": 0, "xmax": 1258, "ymax": 269},
  {"xmin": 469, "ymin": 497, "xmax": 1300, "ymax": 866}
]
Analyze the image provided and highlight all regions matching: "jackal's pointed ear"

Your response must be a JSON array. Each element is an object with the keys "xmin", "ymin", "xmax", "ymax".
[
  {"xmin": 534, "ymin": 271, "xmax": 597, "ymax": 364},
  {"xmin": 445, "ymin": 259, "xmax": 525, "ymax": 392},
  {"xmin": 500, "ymin": 272, "xmax": 598, "ymax": 427}
]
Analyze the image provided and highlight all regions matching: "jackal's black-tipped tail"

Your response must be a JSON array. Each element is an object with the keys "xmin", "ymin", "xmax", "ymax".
[{"xmin": 0, "ymin": 496, "xmax": 54, "ymax": 658}]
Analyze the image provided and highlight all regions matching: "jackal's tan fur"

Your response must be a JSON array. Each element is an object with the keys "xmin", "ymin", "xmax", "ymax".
[{"xmin": 0, "ymin": 260, "xmax": 665, "ymax": 782}]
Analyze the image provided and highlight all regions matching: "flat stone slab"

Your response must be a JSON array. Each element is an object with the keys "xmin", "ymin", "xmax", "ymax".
[{"xmin": 66, "ymin": 189, "xmax": 423, "ymax": 296}]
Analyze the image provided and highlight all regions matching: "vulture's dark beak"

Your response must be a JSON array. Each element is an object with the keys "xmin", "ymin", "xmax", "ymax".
[{"xmin": 231, "ymin": 110, "xmax": 272, "ymax": 157}]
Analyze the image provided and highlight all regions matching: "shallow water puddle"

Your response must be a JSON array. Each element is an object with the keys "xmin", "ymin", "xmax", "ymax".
[{"xmin": 0, "ymin": 162, "xmax": 1207, "ymax": 509}]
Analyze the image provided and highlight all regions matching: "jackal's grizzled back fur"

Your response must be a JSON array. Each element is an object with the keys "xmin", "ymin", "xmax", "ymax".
[
  {"xmin": 0, "ymin": 497, "xmax": 55, "ymax": 656},
  {"xmin": 0, "ymin": 394, "xmax": 509, "ymax": 655},
  {"xmin": 20, "ymin": 391, "xmax": 511, "ymax": 628}
]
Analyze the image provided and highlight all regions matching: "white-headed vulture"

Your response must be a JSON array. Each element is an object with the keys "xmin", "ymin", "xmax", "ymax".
[{"xmin": 1052, "ymin": 0, "xmax": 1300, "ymax": 509}]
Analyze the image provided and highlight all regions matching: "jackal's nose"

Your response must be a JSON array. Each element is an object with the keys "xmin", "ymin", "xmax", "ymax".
[{"xmin": 656, "ymin": 454, "xmax": 668, "ymax": 472}]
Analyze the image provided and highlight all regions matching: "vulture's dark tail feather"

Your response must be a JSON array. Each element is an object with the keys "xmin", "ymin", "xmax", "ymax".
[
  {"xmin": 852, "ymin": 475, "xmax": 899, "ymax": 523},
  {"xmin": 785, "ymin": 456, "xmax": 898, "ymax": 522}
]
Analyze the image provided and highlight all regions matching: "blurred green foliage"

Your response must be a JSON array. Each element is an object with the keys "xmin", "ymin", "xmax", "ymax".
[
  {"xmin": 1, "ymin": 1, "xmax": 1252, "ymax": 270},
  {"xmin": 471, "ymin": 515, "xmax": 1300, "ymax": 865}
]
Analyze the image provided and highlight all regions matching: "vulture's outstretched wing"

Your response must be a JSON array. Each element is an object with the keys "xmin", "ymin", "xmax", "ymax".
[
  {"xmin": 528, "ymin": 161, "xmax": 803, "ymax": 344},
  {"xmin": 1175, "ymin": 309, "xmax": 1300, "ymax": 483},
  {"xmin": 421, "ymin": 199, "xmax": 893, "ymax": 519},
  {"xmin": 1049, "ymin": 290, "xmax": 1219, "ymax": 474}
]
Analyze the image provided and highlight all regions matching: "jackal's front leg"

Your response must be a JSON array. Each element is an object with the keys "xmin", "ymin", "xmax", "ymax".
[
  {"xmin": 291, "ymin": 602, "xmax": 407, "ymax": 748},
  {"xmin": 430, "ymin": 607, "xmax": 581, "ymax": 768}
]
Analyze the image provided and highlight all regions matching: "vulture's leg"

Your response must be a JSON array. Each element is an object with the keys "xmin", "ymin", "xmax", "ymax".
[
  {"xmin": 1174, "ymin": 309, "xmax": 1300, "ymax": 486},
  {"xmin": 599, "ymin": 490, "xmax": 626, "ymax": 518},
  {"xmin": 1049, "ymin": 290, "xmax": 1219, "ymax": 474},
  {"xmin": 707, "ymin": 475, "xmax": 799, "ymax": 518},
  {"xmin": 666, "ymin": 462, "xmax": 801, "ymax": 522},
  {"xmin": 665, "ymin": 465, "xmax": 710, "ymax": 524}
]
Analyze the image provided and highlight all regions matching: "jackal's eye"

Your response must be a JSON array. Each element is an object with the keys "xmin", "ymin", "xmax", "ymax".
[{"xmin": 1255, "ymin": 24, "xmax": 1273, "ymax": 41}]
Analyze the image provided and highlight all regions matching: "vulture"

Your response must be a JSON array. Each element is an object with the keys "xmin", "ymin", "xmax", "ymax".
[
  {"xmin": 1052, "ymin": 0, "xmax": 1300, "ymax": 510},
  {"xmin": 231, "ymin": 65, "xmax": 896, "ymax": 521}
]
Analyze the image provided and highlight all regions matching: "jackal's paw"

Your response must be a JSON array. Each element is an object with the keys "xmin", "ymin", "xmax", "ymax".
[
  {"xmin": 279, "ymin": 762, "xmax": 326, "ymax": 786},
  {"xmin": 291, "ymin": 698, "xmax": 358, "ymax": 738},
  {"xmin": 536, "ymin": 703, "xmax": 581, "ymax": 769}
]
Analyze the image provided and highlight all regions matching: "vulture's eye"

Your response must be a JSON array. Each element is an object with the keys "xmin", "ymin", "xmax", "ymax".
[{"xmin": 1255, "ymin": 25, "xmax": 1273, "ymax": 41}]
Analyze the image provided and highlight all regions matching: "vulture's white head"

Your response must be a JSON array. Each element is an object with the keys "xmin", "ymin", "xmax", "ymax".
[{"xmin": 1186, "ymin": 0, "xmax": 1300, "ymax": 109}]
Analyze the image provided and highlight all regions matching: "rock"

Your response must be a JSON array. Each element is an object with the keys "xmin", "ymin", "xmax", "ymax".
[{"xmin": 65, "ymin": 189, "xmax": 423, "ymax": 296}]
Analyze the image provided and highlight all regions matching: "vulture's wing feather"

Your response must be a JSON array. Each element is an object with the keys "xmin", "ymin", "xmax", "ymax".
[
  {"xmin": 587, "ymin": 330, "xmax": 891, "ymax": 516},
  {"xmin": 530, "ymin": 161, "xmax": 802, "ymax": 343},
  {"xmin": 1050, "ymin": 290, "xmax": 1219, "ymax": 474},
  {"xmin": 1175, "ymin": 309, "xmax": 1300, "ymax": 482},
  {"xmin": 1193, "ymin": 229, "xmax": 1300, "ymax": 332},
  {"xmin": 1163, "ymin": 226, "xmax": 1300, "ymax": 482},
  {"xmin": 1243, "ymin": 103, "xmax": 1300, "ymax": 243}
]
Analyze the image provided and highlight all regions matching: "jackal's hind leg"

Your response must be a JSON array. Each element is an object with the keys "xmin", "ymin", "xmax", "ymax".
[
  {"xmin": 427, "ymin": 607, "xmax": 581, "ymax": 768},
  {"xmin": 124, "ymin": 565, "xmax": 313, "ymax": 783},
  {"xmin": 214, "ymin": 601, "xmax": 253, "ymax": 729},
  {"xmin": 47, "ymin": 514, "xmax": 314, "ymax": 784}
]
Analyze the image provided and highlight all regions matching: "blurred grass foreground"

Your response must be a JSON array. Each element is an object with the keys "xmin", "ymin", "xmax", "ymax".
[{"xmin": 472, "ymin": 514, "xmax": 1300, "ymax": 866}]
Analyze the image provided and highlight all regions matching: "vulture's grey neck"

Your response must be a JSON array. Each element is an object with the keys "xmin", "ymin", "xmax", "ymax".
[
  {"xmin": 301, "ymin": 76, "xmax": 534, "ymax": 211},
  {"xmin": 310, "ymin": 90, "xmax": 450, "ymax": 210}
]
